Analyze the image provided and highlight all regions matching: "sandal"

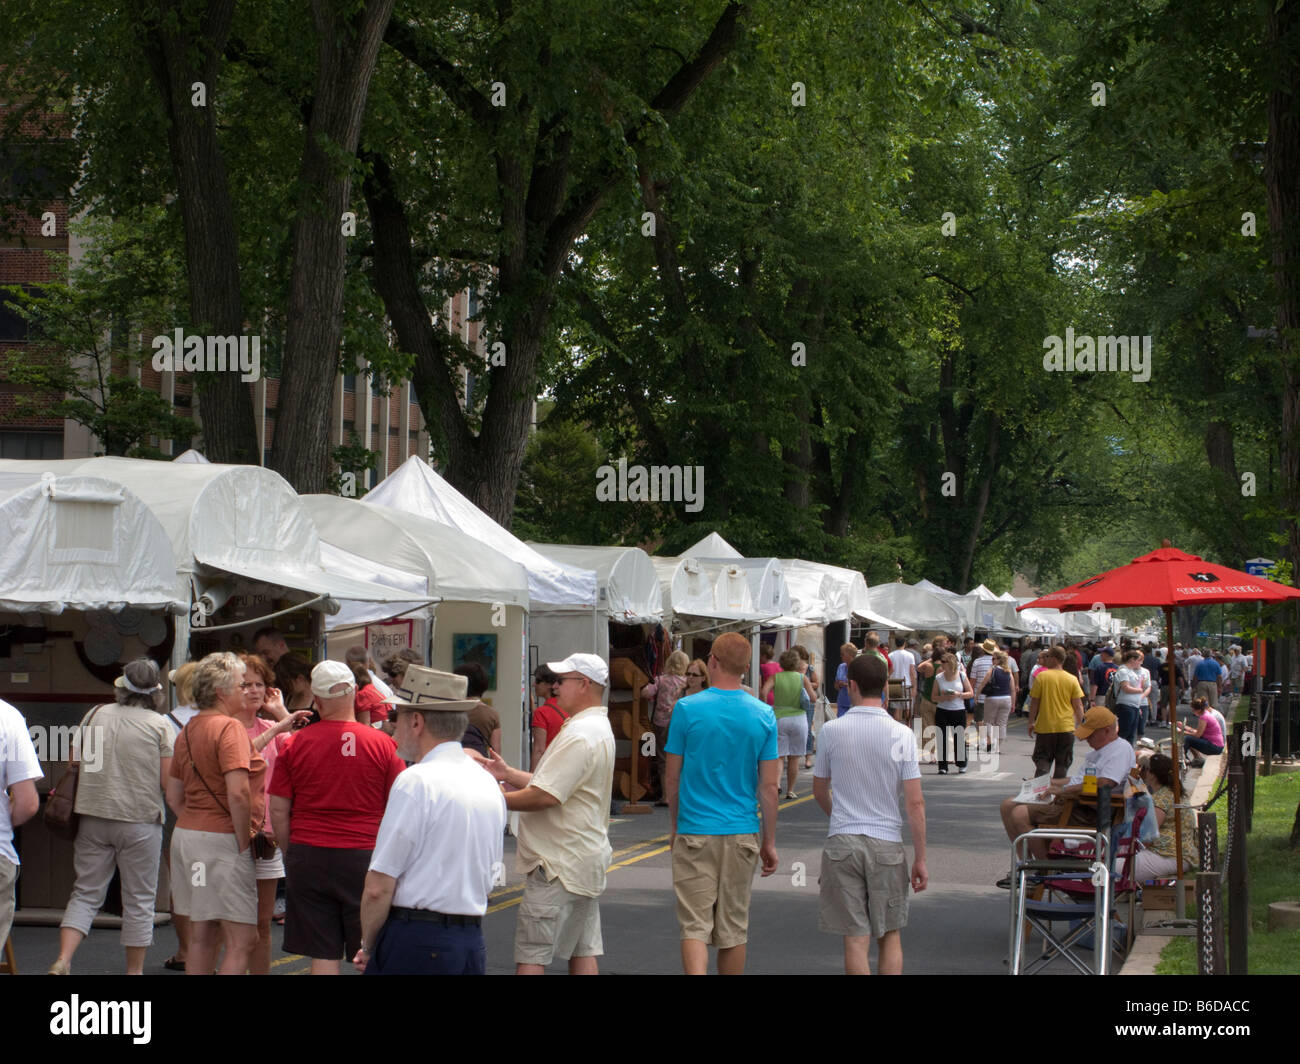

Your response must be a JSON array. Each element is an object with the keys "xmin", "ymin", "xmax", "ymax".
[
  {"xmin": 784, "ymin": 792, "xmax": 798, "ymax": 800},
  {"xmin": 803, "ymin": 756, "xmax": 814, "ymax": 769},
  {"xmin": 162, "ymin": 956, "xmax": 186, "ymax": 971}
]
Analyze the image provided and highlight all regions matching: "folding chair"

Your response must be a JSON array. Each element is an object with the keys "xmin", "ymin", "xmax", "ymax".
[
  {"xmin": 1043, "ymin": 803, "xmax": 1148, "ymax": 957},
  {"xmin": 1008, "ymin": 829, "xmax": 1112, "ymax": 975}
]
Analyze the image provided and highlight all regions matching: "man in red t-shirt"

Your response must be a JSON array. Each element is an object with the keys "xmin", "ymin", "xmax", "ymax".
[
  {"xmin": 269, "ymin": 661, "xmax": 405, "ymax": 975},
  {"xmin": 529, "ymin": 664, "xmax": 567, "ymax": 770}
]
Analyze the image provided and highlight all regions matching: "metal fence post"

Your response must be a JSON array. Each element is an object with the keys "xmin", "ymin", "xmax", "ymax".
[
  {"xmin": 1197, "ymin": 871, "xmax": 1225, "ymax": 975},
  {"xmin": 1227, "ymin": 764, "xmax": 1248, "ymax": 975}
]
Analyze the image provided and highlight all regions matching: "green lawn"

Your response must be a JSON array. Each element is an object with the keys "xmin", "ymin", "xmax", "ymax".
[{"xmin": 1155, "ymin": 770, "xmax": 1300, "ymax": 974}]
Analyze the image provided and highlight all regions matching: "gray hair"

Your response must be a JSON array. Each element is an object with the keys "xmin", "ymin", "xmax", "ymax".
[
  {"xmin": 418, "ymin": 710, "xmax": 469, "ymax": 742},
  {"xmin": 191, "ymin": 652, "xmax": 244, "ymax": 709},
  {"xmin": 116, "ymin": 658, "xmax": 164, "ymax": 710}
]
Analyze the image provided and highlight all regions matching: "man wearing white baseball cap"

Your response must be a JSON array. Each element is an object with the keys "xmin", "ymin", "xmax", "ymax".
[
  {"xmin": 471, "ymin": 652, "xmax": 615, "ymax": 974},
  {"xmin": 268, "ymin": 659, "xmax": 406, "ymax": 974}
]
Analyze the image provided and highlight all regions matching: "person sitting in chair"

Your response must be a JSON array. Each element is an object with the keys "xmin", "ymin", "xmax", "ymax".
[{"xmin": 998, "ymin": 707, "xmax": 1136, "ymax": 868}]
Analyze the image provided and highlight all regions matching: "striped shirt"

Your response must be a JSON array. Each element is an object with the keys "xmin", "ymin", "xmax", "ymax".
[
  {"xmin": 813, "ymin": 704, "xmax": 919, "ymax": 842},
  {"xmin": 969, "ymin": 655, "xmax": 993, "ymax": 702}
]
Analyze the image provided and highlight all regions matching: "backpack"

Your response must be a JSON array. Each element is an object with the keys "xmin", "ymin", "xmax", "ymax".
[{"xmin": 1104, "ymin": 670, "xmax": 1121, "ymax": 710}]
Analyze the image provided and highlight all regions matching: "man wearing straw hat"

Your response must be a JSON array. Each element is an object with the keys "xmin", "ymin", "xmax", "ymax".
[
  {"xmin": 471, "ymin": 652, "xmax": 615, "ymax": 975},
  {"xmin": 353, "ymin": 665, "xmax": 505, "ymax": 975}
]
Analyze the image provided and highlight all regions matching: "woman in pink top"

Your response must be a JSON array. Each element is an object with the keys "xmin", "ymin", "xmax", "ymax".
[
  {"xmin": 1177, "ymin": 697, "xmax": 1225, "ymax": 763},
  {"xmin": 758, "ymin": 643, "xmax": 780, "ymax": 705},
  {"xmin": 235, "ymin": 654, "xmax": 311, "ymax": 974},
  {"xmin": 642, "ymin": 651, "xmax": 690, "ymax": 807}
]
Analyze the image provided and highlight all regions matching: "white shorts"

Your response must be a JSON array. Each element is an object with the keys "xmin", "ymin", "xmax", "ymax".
[
  {"xmin": 170, "ymin": 827, "xmax": 257, "ymax": 925},
  {"xmin": 254, "ymin": 851, "xmax": 285, "ymax": 881},
  {"xmin": 777, "ymin": 714, "xmax": 809, "ymax": 757}
]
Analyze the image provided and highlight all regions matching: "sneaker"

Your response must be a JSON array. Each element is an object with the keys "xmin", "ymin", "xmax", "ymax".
[
  {"xmin": 996, "ymin": 876, "xmax": 1012, "ymax": 889},
  {"xmin": 958, "ymin": 765, "xmax": 967, "ymax": 774}
]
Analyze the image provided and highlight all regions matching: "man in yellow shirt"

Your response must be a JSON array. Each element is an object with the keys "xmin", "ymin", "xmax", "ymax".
[{"xmin": 1025, "ymin": 645, "xmax": 1084, "ymax": 779}]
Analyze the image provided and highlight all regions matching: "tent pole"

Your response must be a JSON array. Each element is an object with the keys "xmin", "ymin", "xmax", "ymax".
[{"xmin": 1168, "ymin": 606, "xmax": 1186, "ymax": 921}]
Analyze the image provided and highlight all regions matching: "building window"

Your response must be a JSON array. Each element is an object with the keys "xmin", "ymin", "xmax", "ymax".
[
  {"xmin": 343, "ymin": 372, "xmax": 357, "ymax": 393},
  {"xmin": 0, "ymin": 431, "xmax": 63, "ymax": 459},
  {"xmin": 0, "ymin": 287, "xmax": 40, "ymax": 342}
]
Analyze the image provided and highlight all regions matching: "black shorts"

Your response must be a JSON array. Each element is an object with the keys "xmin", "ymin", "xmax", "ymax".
[{"xmin": 283, "ymin": 844, "xmax": 373, "ymax": 960}]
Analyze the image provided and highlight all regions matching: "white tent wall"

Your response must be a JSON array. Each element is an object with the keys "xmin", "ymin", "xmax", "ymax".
[
  {"xmin": 869, "ymin": 583, "xmax": 964, "ymax": 634},
  {"xmin": 531, "ymin": 610, "xmax": 607, "ymax": 705},
  {"xmin": 431, "ymin": 600, "xmax": 527, "ymax": 770}
]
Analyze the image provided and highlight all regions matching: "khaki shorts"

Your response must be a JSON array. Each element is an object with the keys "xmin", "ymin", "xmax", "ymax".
[
  {"xmin": 818, "ymin": 835, "xmax": 909, "ymax": 939},
  {"xmin": 0, "ymin": 857, "xmax": 17, "ymax": 946},
  {"xmin": 672, "ymin": 833, "xmax": 760, "ymax": 949},
  {"xmin": 170, "ymin": 827, "xmax": 257, "ymax": 925},
  {"xmin": 1027, "ymin": 800, "xmax": 1096, "ymax": 829},
  {"xmin": 513, "ymin": 867, "xmax": 602, "ymax": 965}
]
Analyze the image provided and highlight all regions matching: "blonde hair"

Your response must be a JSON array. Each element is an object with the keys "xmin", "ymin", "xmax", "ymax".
[
  {"xmin": 992, "ymin": 651, "xmax": 1008, "ymax": 669},
  {"xmin": 665, "ymin": 650, "xmax": 689, "ymax": 677},
  {"xmin": 171, "ymin": 661, "xmax": 198, "ymax": 706}
]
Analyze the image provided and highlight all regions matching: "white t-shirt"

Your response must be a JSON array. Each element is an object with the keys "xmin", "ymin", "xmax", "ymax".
[
  {"xmin": 889, "ymin": 650, "xmax": 914, "ymax": 685},
  {"xmin": 1, "ymin": 700, "xmax": 44, "ymax": 866},
  {"xmin": 1114, "ymin": 666, "xmax": 1145, "ymax": 707},
  {"xmin": 1068, "ymin": 737, "xmax": 1136, "ymax": 789}
]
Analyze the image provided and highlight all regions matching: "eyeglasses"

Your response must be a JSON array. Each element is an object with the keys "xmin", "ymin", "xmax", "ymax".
[{"xmin": 554, "ymin": 676, "xmax": 584, "ymax": 685}]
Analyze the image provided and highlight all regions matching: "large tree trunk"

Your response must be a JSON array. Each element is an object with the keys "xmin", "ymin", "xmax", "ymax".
[
  {"xmin": 137, "ymin": 0, "xmax": 258, "ymax": 464},
  {"xmin": 270, "ymin": 0, "xmax": 395, "ymax": 492}
]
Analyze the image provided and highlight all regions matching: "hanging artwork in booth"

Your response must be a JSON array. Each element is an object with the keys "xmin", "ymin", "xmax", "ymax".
[
  {"xmin": 366, "ymin": 620, "xmax": 414, "ymax": 661},
  {"xmin": 452, "ymin": 632, "xmax": 498, "ymax": 689}
]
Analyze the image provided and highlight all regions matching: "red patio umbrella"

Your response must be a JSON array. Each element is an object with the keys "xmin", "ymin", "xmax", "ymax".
[{"xmin": 1019, "ymin": 543, "xmax": 1300, "ymax": 919}]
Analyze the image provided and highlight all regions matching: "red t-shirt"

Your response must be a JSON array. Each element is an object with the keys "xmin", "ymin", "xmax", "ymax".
[
  {"xmin": 267, "ymin": 720, "xmax": 404, "ymax": 848},
  {"xmin": 355, "ymin": 684, "xmax": 389, "ymax": 725},
  {"xmin": 530, "ymin": 697, "xmax": 567, "ymax": 750}
]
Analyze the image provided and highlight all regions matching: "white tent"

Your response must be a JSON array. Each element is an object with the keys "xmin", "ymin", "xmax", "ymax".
[
  {"xmin": 364, "ymin": 456, "xmax": 596, "ymax": 610},
  {"xmin": 652, "ymin": 557, "xmax": 763, "ymax": 628},
  {"xmin": 528, "ymin": 544, "xmax": 663, "ymax": 626},
  {"xmin": 868, "ymin": 583, "xmax": 964, "ymax": 633},
  {"xmin": 781, "ymin": 566, "xmax": 834, "ymax": 626},
  {"xmin": 781, "ymin": 559, "xmax": 904, "ymax": 628},
  {"xmin": 913, "ymin": 577, "xmax": 952, "ymax": 596},
  {"xmin": 997, "ymin": 590, "xmax": 1018, "ymax": 602},
  {"xmin": 299, "ymin": 494, "xmax": 532, "ymax": 767},
  {"xmin": 0, "ymin": 472, "xmax": 184, "ymax": 614},
  {"xmin": 683, "ymin": 531, "xmax": 743, "ymax": 559},
  {"xmin": 694, "ymin": 555, "xmax": 798, "ymax": 624},
  {"xmin": 0, "ymin": 458, "xmax": 423, "ymax": 653},
  {"xmin": 171, "ymin": 449, "xmax": 210, "ymax": 464},
  {"xmin": 967, "ymin": 583, "xmax": 999, "ymax": 599}
]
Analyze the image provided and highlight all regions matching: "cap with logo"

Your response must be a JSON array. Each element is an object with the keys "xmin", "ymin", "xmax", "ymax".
[
  {"xmin": 387, "ymin": 664, "xmax": 478, "ymax": 713},
  {"xmin": 546, "ymin": 653, "xmax": 609, "ymax": 687}
]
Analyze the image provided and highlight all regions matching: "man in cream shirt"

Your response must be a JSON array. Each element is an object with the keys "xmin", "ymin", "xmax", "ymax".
[{"xmin": 474, "ymin": 652, "xmax": 615, "ymax": 975}]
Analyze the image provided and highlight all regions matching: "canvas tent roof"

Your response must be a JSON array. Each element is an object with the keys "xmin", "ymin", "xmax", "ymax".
[
  {"xmin": 528, "ymin": 544, "xmax": 662, "ymax": 626},
  {"xmin": 652, "ymin": 557, "xmax": 768, "ymax": 626},
  {"xmin": 780, "ymin": 559, "xmax": 905, "ymax": 628},
  {"xmin": 967, "ymin": 583, "xmax": 998, "ymax": 599},
  {"xmin": 0, "ymin": 472, "xmax": 184, "ymax": 614},
  {"xmin": 781, "ymin": 566, "xmax": 834, "ymax": 625},
  {"xmin": 363, "ymin": 456, "xmax": 596, "ymax": 610},
  {"xmin": 683, "ymin": 532, "xmax": 743, "ymax": 559},
  {"xmin": 913, "ymin": 577, "xmax": 953, "ymax": 596},
  {"xmin": 868, "ymin": 583, "xmax": 964, "ymax": 632},
  {"xmin": 302, "ymin": 495, "xmax": 530, "ymax": 611},
  {"xmin": 694, "ymin": 556, "xmax": 791, "ymax": 618},
  {"xmin": 0, "ymin": 458, "xmax": 420, "ymax": 609}
]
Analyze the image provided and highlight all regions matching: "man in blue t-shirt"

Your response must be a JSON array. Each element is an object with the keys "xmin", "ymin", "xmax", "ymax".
[
  {"xmin": 665, "ymin": 631, "xmax": 779, "ymax": 975},
  {"xmin": 1192, "ymin": 652, "xmax": 1222, "ymax": 710}
]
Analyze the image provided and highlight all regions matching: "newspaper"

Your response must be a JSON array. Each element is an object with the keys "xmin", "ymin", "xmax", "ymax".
[{"xmin": 1012, "ymin": 774, "xmax": 1056, "ymax": 806}]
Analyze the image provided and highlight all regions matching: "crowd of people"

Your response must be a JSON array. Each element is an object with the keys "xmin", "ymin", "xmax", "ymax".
[{"xmin": 0, "ymin": 622, "xmax": 1247, "ymax": 976}]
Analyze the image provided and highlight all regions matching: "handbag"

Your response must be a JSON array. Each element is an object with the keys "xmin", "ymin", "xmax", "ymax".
[
  {"xmin": 183, "ymin": 721, "xmax": 275, "ymax": 859},
  {"xmin": 42, "ymin": 704, "xmax": 106, "ymax": 841}
]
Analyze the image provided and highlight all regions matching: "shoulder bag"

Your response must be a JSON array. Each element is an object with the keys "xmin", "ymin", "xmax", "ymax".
[{"xmin": 43, "ymin": 704, "xmax": 106, "ymax": 841}]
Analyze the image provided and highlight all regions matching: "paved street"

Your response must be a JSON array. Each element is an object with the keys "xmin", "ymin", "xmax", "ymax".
[{"xmin": 10, "ymin": 707, "xmax": 1198, "ymax": 976}]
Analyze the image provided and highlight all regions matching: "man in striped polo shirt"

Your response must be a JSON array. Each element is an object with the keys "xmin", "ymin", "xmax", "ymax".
[{"xmin": 813, "ymin": 653, "xmax": 927, "ymax": 975}]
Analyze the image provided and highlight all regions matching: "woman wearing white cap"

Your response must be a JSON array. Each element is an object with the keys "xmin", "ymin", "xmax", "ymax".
[{"xmin": 48, "ymin": 658, "xmax": 176, "ymax": 975}]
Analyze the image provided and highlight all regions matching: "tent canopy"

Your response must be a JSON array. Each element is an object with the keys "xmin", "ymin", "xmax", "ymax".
[
  {"xmin": 364, "ymin": 456, "xmax": 596, "ymax": 610},
  {"xmin": 0, "ymin": 458, "xmax": 419, "ymax": 609},
  {"xmin": 0, "ymin": 472, "xmax": 184, "ymax": 614},
  {"xmin": 302, "ymin": 495, "xmax": 530, "ymax": 616},
  {"xmin": 869, "ymin": 583, "xmax": 964, "ymax": 632},
  {"xmin": 694, "ymin": 556, "xmax": 791, "ymax": 618},
  {"xmin": 683, "ymin": 531, "xmax": 743, "ymax": 559},
  {"xmin": 653, "ymin": 557, "xmax": 767, "ymax": 626},
  {"xmin": 528, "ymin": 544, "xmax": 662, "ymax": 625}
]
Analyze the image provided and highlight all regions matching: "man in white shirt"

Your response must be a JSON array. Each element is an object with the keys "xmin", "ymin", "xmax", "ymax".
[
  {"xmin": 889, "ymin": 637, "xmax": 917, "ymax": 719},
  {"xmin": 474, "ymin": 652, "xmax": 614, "ymax": 975},
  {"xmin": 355, "ymin": 685, "xmax": 503, "ymax": 975},
  {"xmin": 1, "ymin": 699, "xmax": 43, "ymax": 946},
  {"xmin": 814, "ymin": 654, "xmax": 926, "ymax": 975}
]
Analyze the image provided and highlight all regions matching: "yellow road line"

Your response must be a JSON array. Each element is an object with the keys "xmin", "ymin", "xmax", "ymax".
[
  {"xmin": 486, "ymin": 833, "xmax": 673, "ymax": 901},
  {"xmin": 286, "ymin": 961, "xmax": 312, "ymax": 975},
  {"xmin": 487, "ymin": 838, "xmax": 676, "ymax": 914},
  {"xmin": 270, "ymin": 952, "xmax": 303, "ymax": 969}
]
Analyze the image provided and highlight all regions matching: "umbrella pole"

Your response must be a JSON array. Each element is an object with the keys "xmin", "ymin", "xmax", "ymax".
[{"xmin": 1168, "ymin": 606, "xmax": 1186, "ymax": 920}]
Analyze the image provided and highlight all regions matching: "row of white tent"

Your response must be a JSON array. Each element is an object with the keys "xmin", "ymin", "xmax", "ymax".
[{"xmin": 0, "ymin": 450, "xmax": 1122, "ymax": 646}]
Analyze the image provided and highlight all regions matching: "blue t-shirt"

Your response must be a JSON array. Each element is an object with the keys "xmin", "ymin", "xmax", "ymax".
[
  {"xmin": 836, "ymin": 661, "xmax": 851, "ymax": 714},
  {"xmin": 665, "ymin": 687, "xmax": 778, "ymax": 835},
  {"xmin": 1194, "ymin": 658, "xmax": 1221, "ymax": 683}
]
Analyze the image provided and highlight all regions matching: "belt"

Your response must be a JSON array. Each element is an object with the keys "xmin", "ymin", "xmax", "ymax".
[{"xmin": 389, "ymin": 906, "xmax": 481, "ymax": 927}]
